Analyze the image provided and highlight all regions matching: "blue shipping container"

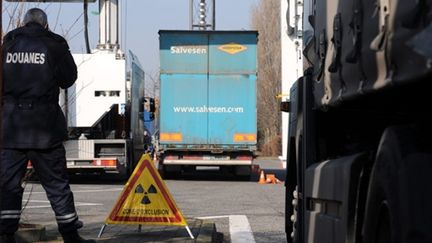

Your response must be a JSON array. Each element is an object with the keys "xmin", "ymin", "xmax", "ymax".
[{"xmin": 159, "ymin": 30, "xmax": 258, "ymax": 150}]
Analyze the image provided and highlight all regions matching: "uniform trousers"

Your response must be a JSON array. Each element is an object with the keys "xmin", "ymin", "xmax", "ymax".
[{"xmin": 0, "ymin": 145, "xmax": 82, "ymax": 234}]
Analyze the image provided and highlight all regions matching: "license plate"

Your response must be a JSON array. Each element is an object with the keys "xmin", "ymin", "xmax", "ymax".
[{"xmin": 203, "ymin": 156, "xmax": 229, "ymax": 160}]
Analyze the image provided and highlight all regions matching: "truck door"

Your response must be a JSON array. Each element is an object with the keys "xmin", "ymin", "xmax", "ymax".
[
  {"xmin": 159, "ymin": 32, "xmax": 208, "ymax": 145},
  {"xmin": 207, "ymin": 33, "xmax": 257, "ymax": 145}
]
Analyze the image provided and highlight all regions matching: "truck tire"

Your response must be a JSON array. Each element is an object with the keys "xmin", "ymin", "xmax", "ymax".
[
  {"xmin": 286, "ymin": 138, "xmax": 298, "ymax": 243},
  {"xmin": 234, "ymin": 165, "xmax": 252, "ymax": 181},
  {"xmin": 159, "ymin": 164, "xmax": 181, "ymax": 179},
  {"xmin": 363, "ymin": 125, "xmax": 432, "ymax": 243}
]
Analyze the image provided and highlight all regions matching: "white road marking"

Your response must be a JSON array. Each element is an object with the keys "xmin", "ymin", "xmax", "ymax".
[
  {"xmin": 21, "ymin": 188, "xmax": 117, "ymax": 209},
  {"xmin": 22, "ymin": 200, "xmax": 103, "ymax": 209},
  {"xmin": 23, "ymin": 187, "xmax": 123, "ymax": 195},
  {"xmin": 22, "ymin": 200, "xmax": 50, "ymax": 203},
  {"xmin": 198, "ymin": 215, "xmax": 255, "ymax": 243}
]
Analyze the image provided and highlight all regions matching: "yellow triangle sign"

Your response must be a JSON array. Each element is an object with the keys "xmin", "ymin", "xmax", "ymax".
[{"xmin": 105, "ymin": 154, "xmax": 187, "ymax": 226}]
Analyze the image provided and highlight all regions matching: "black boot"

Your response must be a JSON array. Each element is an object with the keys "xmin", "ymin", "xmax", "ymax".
[
  {"xmin": 0, "ymin": 234, "xmax": 16, "ymax": 243},
  {"xmin": 61, "ymin": 231, "xmax": 96, "ymax": 243}
]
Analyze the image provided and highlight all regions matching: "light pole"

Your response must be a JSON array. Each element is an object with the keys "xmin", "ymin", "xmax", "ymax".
[{"xmin": 189, "ymin": 0, "xmax": 215, "ymax": 30}]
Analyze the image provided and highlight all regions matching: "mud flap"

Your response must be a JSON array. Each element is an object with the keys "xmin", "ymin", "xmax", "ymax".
[{"xmin": 303, "ymin": 152, "xmax": 371, "ymax": 243}]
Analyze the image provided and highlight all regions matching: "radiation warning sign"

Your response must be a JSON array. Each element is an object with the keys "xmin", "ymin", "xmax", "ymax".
[{"xmin": 105, "ymin": 154, "xmax": 187, "ymax": 226}]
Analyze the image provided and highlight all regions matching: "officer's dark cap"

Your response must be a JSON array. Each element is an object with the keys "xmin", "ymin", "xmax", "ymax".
[{"xmin": 23, "ymin": 8, "xmax": 48, "ymax": 27}]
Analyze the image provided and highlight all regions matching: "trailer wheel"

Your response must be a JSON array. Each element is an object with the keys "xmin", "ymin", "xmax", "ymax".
[
  {"xmin": 159, "ymin": 164, "xmax": 181, "ymax": 179},
  {"xmin": 363, "ymin": 125, "xmax": 432, "ymax": 243},
  {"xmin": 286, "ymin": 137, "xmax": 298, "ymax": 243},
  {"xmin": 375, "ymin": 203, "xmax": 391, "ymax": 243},
  {"xmin": 234, "ymin": 165, "xmax": 252, "ymax": 181},
  {"xmin": 125, "ymin": 158, "xmax": 136, "ymax": 179}
]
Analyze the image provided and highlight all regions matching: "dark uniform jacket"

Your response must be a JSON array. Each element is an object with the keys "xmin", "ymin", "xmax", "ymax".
[{"xmin": 1, "ymin": 23, "xmax": 77, "ymax": 149}]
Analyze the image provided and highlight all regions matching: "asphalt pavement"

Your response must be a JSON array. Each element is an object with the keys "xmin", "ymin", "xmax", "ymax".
[
  {"xmin": 16, "ymin": 218, "xmax": 220, "ymax": 243},
  {"xmin": 12, "ymin": 158, "xmax": 284, "ymax": 243}
]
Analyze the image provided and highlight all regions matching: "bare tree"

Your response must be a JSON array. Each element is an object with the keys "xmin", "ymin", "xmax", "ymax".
[
  {"xmin": 144, "ymin": 70, "xmax": 160, "ymax": 99},
  {"xmin": 251, "ymin": 0, "xmax": 281, "ymax": 156},
  {"xmin": 2, "ymin": 2, "xmax": 83, "ymax": 42}
]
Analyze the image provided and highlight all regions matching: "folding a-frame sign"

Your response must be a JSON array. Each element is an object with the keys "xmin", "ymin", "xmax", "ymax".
[{"xmin": 98, "ymin": 154, "xmax": 193, "ymax": 239}]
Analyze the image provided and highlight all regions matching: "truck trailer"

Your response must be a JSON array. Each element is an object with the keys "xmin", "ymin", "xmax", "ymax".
[
  {"xmin": 283, "ymin": 0, "xmax": 432, "ymax": 242},
  {"xmin": 158, "ymin": 30, "xmax": 258, "ymax": 178},
  {"xmin": 61, "ymin": 50, "xmax": 152, "ymax": 178},
  {"xmin": 50, "ymin": 0, "xmax": 155, "ymax": 178}
]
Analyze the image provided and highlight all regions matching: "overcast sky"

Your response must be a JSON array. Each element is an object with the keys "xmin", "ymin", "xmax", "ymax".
[{"xmin": 3, "ymin": 0, "xmax": 258, "ymax": 76}]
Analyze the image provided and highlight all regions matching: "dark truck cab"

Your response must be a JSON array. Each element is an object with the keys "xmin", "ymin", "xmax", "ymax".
[{"xmin": 284, "ymin": 1, "xmax": 432, "ymax": 242}]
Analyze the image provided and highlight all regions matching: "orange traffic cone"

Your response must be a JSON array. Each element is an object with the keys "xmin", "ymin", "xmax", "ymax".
[
  {"xmin": 258, "ymin": 170, "xmax": 266, "ymax": 184},
  {"xmin": 275, "ymin": 178, "xmax": 283, "ymax": 184},
  {"xmin": 266, "ymin": 174, "xmax": 276, "ymax": 184}
]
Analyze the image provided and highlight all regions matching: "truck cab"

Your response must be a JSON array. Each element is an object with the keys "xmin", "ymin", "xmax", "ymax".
[{"xmin": 283, "ymin": 0, "xmax": 432, "ymax": 242}]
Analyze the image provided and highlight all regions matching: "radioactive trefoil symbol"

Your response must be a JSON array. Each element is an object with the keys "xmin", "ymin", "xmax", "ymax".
[{"xmin": 135, "ymin": 184, "xmax": 158, "ymax": 205}]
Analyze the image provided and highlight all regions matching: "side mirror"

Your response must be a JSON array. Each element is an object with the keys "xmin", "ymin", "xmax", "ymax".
[
  {"xmin": 142, "ymin": 97, "xmax": 156, "ymax": 122},
  {"xmin": 144, "ymin": 97, "xmax": 156, "ymax": 113},
  {"xmin": 139, "ymin": 97, "xmax": 145, "ymax": 113}
]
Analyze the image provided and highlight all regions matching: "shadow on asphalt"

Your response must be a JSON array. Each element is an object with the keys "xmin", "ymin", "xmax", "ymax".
[
  {"xmin": 166, "ymin": 167, "xmax": 286, "ymax": 183},
  {"xmin": 40, "ymin": 220, "xmax": 224, "ymax": 243},
  {"xmin": 26, "ymin": 167, "xmax": 287, "ymax": 184},
  {"xmin": 66, "ymin": 167, "xmax": 287, "ymax": 184},
  {"xmin": 25, "ymin": 172, "xmax": 126, "ymax": 185},
  {"xmin": 71, "ymin": 167, "xmax": 287, "ymax": 184}
]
